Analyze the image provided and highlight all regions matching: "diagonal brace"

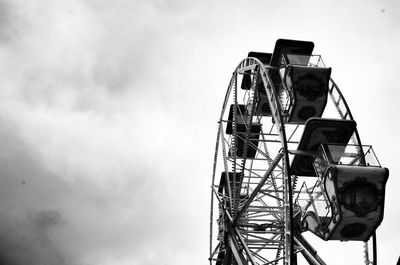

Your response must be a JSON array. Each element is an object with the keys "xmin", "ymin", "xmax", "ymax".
[{"xmin": 234, "ymin": 150, "xmax": 284, "ymax": 223}]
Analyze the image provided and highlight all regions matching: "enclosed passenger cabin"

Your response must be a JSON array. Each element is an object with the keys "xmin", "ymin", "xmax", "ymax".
[
  {"xmin": 241, "ymin": 52, "xmax": 272, "ymax": 90},
  {"xmin": 216, "ymin": 171, "xmax": 248, "ymax": 265},
  {"xmin": 226, "ymin": 104, "xmax": 261, "ymax": 158},
  {"xmin": 240, "ymin": 40, "xmax": 332, "ymax": 122},
  {"xmin": 283, "ymin": 63, "xmax": 331, "ymax": 123},
  {"xmin": 270, "ymin": 39, "xmax": 332, "ymax": 123},
  {"xmin": 291, "ymin": 118, "xmax": 357, "ymax": 176},
  {"xmin": 241, "ymin": 52, "xmax": 273, "ymax": 116},
  {"xmin": 218, "ymin": 172, "xmax": 244, "ymax": 199},
  {"xmin": 269, "ymin": 39, "xmax": 315, "ymax": 90},
  {"xmin": 301, "ymin": 144, "xmax": 389, "ymax": 241}
]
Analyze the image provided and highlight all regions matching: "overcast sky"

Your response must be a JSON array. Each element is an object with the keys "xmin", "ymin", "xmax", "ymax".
[{"xmin": 0, "ymin": 0, "xmax": 399, "ymax": 264}]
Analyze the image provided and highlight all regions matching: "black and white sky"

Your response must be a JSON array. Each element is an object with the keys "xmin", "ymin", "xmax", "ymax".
[{"xmin": 0, "ymin": 0, "xmax": 399, "ymax": 264}]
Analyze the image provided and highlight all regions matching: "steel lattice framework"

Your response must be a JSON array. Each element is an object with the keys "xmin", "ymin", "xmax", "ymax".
[{"xmin": 209, "ymin": 43, "xmax": 388, "ymax": 265}]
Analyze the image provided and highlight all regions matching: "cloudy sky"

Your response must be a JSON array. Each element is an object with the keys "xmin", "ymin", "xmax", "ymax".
[{"xmin": 0, "ymin": 0, "xmax": 399, "ymax": 264}]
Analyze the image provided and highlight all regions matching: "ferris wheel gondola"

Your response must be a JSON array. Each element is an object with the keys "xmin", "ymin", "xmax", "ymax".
[{"xmin": 209, "ymin": 39, "xmax": 389, "ymax": 265}]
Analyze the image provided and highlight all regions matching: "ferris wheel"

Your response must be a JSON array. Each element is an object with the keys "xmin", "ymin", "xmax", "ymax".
[{"xmin": 209, "ymin": 39, "xmax": 389, "ymax": 265}]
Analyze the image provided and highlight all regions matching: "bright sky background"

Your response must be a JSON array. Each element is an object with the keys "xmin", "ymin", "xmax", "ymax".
[{"xmin": 0, "ymin": 0, "xmax": 398, "ymax": 264}]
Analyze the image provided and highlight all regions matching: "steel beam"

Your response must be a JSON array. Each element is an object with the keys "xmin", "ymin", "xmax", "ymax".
[{"xmin": 234, "ymin": 150, "xmax": 284, "ymax": 223}]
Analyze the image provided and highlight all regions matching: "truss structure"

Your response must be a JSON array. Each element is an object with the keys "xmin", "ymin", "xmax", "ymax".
[{"xmin": 209, "ymin": 42, "xmax": 388, "ymax": 265}]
